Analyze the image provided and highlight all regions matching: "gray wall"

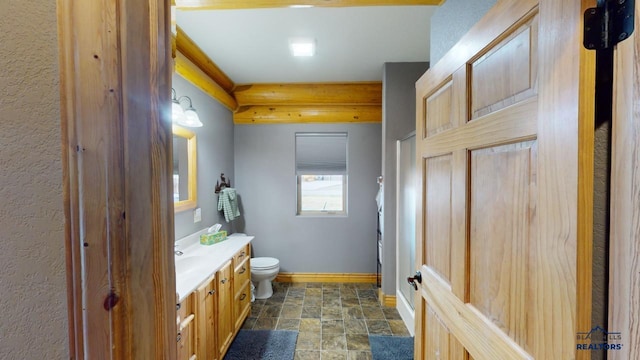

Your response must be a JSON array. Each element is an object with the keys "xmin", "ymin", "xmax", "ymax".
[
  {"xmin": 173, "ymin": 75, "xmax": 235, "ymax": 240},
  {"xmin": 0, "ymin": 0, "xmax": 69, "ymax": 358},
  {"xmin": 381, "ymin": 62, "xmax": 429, "ymax": 295},
  {"xmin": 234, "ymin": 124, "xmax": 381, "ymax": 273},
  {"xmin": 429, "ymin": 0, "xmax": 497, "ymax": 65}
]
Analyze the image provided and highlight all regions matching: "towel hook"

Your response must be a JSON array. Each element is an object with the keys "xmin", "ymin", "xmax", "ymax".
[{"xmin": 214, "ymin": 173, "xmax": 231, "ymax": 194}]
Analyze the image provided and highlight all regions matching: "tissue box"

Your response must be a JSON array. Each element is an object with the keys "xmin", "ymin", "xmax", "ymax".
[{"xmin": 200, "ymin": 230, "xmax": 227, "ymax": 245}]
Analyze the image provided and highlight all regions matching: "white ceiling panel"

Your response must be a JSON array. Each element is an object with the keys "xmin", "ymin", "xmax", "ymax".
[{"xmin": 176, "ymin": 6, "xmax": 436, "ymax": 84}]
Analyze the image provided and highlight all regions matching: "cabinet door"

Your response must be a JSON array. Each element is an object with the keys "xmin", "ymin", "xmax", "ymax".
[
  {"xmin": 195, "ymin": 276, "xmax": 217, "ymax": 360},
  {"xmin": 217, "ymin": 260, "xmax": 234, "ymax": 357},
  {"xmin": 205, "ymin": 278, "xmax": 217, "ymax": 360}
]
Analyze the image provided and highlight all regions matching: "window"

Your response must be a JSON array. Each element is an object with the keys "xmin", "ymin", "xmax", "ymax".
[{"xmin": 295, "ymin": 133, "xmax": 347, "ymax": 215}]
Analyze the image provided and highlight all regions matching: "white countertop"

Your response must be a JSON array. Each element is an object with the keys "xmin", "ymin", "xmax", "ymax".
[{"xmin": 175, "ymin": 230, "xmax": 254, "ymax": 303}]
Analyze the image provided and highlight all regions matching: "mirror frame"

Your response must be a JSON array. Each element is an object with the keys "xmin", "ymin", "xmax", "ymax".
[{"xmin": 172, "ymin": 125, "xmax": 197, "ymax": 212}]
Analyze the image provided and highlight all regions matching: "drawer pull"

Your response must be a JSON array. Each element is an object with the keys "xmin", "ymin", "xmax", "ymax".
[
  {"xmin": 176, "ymin": 303, "xmax": 181, "ymax": 311},
  {"xmin": 239, "ymin": 293, "xmax": 247, "ymax": 301},
  {"xmin": 208, "ymin": 289, "xmax": 215, "ymax": 296},
  {"xmin": 238, "ymin": 266, "xmax": 246, "ymax": 274},
  {"xmin": 237, "ymin": 251, "xmax": 245, "ymax": 259},
  {"xmin": 180, "ymin": 314, "xmax": 195, "ymax": 331},
  {"xmin": 221, "ymin": 278, "xmax": 227, "ymax": 284},
  {"xmin": 177, "ymin": 333, "xmax": 182, "ymax": 343}
]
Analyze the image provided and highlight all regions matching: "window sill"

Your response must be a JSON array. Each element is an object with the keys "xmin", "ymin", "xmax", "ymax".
[{"xmin": 296, "ymin": 212, "xmax": 348, "ymax": 218}]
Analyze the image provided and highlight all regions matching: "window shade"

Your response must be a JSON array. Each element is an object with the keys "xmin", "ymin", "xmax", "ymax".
[{"xmin": 295, "ymin": 133, "xmax": 347, "ymax": 175}]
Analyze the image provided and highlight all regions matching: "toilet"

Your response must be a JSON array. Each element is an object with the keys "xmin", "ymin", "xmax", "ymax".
[{"xmin": 251, "ymin": 257, "xmax": 280, "ymax": 299}]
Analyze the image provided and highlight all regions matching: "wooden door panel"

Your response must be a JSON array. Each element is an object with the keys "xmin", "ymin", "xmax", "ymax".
[
  {"xmin": 469, "ymin": 141, "xmax": 537, "ymax": 353},
  {"xmin": 424, "ymin": 79, "xmax": 454, "ymax": 138},
  {"xmin": 470, "ymin": 15, "xmax": 538, "ymax": 119},
  {"xmin": 424, "ymin": 154, "xmax": 453, "ymax": 284},
  {"xmin": 423, "ymin": 304, "xmax": 467, "ymax": 360},
  {"xmin": 420, "ymin": 98, "xmax": 537, "ymax": 158},
  {"xmin": 421, "ymin": 267, "xmax": 532, "ymax": 359},
  {"xmin": 415, "ymin": 1, "xmax": 593, "ymax": 359},
  {"xmin": 425, "ymin": 305, "xmax": 451, "ymax": 359}
]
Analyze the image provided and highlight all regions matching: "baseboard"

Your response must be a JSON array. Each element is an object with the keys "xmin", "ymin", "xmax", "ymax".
[
  {"xmin": 378, "ymin": 288, "xmax": 397, "ymax": 307},
  {"xmin": 275, "ymin": 272, "xmax": 377, "ymax": 283}
]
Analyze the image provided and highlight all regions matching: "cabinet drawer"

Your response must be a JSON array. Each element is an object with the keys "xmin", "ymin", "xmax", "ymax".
[
  {"xmin": 234, "ymin": 282, "xmax": 251, "ymax": 330},
  {"xmin": 233, "ymin": 244, "xmax": 250, "ymax": 268},
  {"xmin": 234, "ymin": 258, "xmax": 250, "ymax": 295},
  {"xmin": 177, "ymin": 320, "xmax": 194, "ymax": 360},
  {"xmin": 177, "ymin": 299, "xmax": 188, "ymax": 321},
  {"xmin": 177, "ymin": 293, "xmax": 195, "ymax": 360}
]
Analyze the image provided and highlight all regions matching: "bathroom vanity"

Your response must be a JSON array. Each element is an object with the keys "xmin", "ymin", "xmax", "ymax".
[{"xmin": 174, "ymin": 232, "xmax": 253, "ymax": 360}]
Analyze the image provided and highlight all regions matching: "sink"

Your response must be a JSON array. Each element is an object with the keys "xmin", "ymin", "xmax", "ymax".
[{"xmin": 175, "ymin": 256, "xmax": 212, "ymax": 277}]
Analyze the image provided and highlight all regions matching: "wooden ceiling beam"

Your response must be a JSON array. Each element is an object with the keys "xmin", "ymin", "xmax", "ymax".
[
  {"xmin": 176, "ymin": 0, "xmax": 444, "ymax": 10},
  {"xmin": 234, "ymin": 104, "xmax": 381, "ymax": 124},
  {"xmin": 175, "ymin": 52, "xmax": 238, "ymax": 111},
  {"xmin": 234, "ymin": 82, "xmax": 382, "ymax": 106},
  {"xmin": 176, "ymin": 26, "xmax": 235, "ymax": 92}
]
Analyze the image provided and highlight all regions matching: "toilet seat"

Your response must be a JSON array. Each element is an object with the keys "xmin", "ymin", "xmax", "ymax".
[{"xmin": 252, "ymin": 257, "xmax": 279, "ymax": 270}]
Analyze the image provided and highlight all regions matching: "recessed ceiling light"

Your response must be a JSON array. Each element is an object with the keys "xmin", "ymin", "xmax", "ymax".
[
  {"xmin": 289, "ymin": 38, "xmax": 316, "ymax": 57},
  {"xmin": 289, "ymin": 4, "xmax": 314, "ymax": 8}
]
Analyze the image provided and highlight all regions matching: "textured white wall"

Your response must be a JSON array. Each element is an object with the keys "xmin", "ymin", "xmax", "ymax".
[
  {"xmin": 429, "ymin": 0, "xmax": 497, "ymax": 64},
  {"xmin": 0, "ymin": 1, "xmax": 69, "ymax": 358}
]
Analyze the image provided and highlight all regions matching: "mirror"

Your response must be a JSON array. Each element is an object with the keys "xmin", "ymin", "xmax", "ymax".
[{"xmin": 173, "ymin": 125, "xmax": 197, "ymax": 212}]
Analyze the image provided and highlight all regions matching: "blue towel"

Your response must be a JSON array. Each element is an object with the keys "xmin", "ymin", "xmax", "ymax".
[{"xmin": 218, "ymin": 188, "xmax": 240, "ymax": 222}]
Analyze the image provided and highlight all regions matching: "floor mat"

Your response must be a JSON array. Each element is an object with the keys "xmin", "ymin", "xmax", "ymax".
[
  {"xmin": 369, "ymin": 335, "xmax": 414, "ymax": 360},
  {"xmin": 223, "ymin": 330, "xmax": 298, "ymax": 360}
]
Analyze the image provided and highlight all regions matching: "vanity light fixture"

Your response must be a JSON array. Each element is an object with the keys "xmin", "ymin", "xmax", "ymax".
[
  {"xmin": 171, "ymin": 88, "xmax": 203, "ymax": 127},
  {"xmin": 171, "ymin": 88, "xmax": 186, "ymax": 124},
  {"xmin": 289, "ymin": 38, "xmax": 316, "ymax": 57}
]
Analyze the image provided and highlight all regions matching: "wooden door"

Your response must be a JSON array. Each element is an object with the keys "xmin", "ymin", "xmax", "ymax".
[
  {"xmin": 609, "ymin": 1, "xmax": 640, "ymax": 358},
  {"xmin": 414, "ymin": 0, "xmax": 594, "ymax": 359}
]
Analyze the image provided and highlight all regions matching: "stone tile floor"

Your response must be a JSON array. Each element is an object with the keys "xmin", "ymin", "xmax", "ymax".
[{"xmin": 241, "ymin": 282, "xmax": 411, "ymax": 360}]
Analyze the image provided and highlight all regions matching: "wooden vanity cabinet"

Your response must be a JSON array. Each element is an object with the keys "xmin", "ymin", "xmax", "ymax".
[
  {"xmin": 178, "ymin": 242, "xmax": 253, "ymax": 360},
  {"xmin": 177, "ymin": 293, "xmax": 196, "ymax": 360}
]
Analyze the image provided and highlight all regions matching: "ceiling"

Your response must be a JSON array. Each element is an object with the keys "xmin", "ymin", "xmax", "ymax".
[{"xmin": 176, "ymin": 6, "xmax": 438, "ymax": 84}]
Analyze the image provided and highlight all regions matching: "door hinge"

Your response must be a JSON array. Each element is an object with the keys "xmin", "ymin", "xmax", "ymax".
[{"xmin": 584, "ymin": 0, "xmax": 635, "ymax": 50}]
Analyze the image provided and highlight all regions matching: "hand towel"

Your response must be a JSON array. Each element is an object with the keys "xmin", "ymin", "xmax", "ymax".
[{"xmin": 218, "ymin": 187, "xmax": 240, "ymax": 222}]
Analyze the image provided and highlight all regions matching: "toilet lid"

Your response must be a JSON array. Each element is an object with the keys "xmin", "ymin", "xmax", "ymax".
[{"xmin": 252, "ymin": 257, "xmax": 279, "ymax": 268}]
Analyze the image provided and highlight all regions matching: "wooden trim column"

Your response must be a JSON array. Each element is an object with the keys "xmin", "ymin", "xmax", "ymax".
[{"xmin": 58, "ymin": 0, "xmax": 177, "ymax": 358}]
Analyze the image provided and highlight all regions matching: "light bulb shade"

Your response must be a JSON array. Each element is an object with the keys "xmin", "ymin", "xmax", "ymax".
[
  {"xmin": 172, "ymin": 100, "xmax": 186, "ymax": 123},
  {"xmin": 180, "ymin": 108, "xmax": 203, "ymax": 127},
  {"xmin": 172, "ymin": 92, "xmax": 203, "ymax": 127}
]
